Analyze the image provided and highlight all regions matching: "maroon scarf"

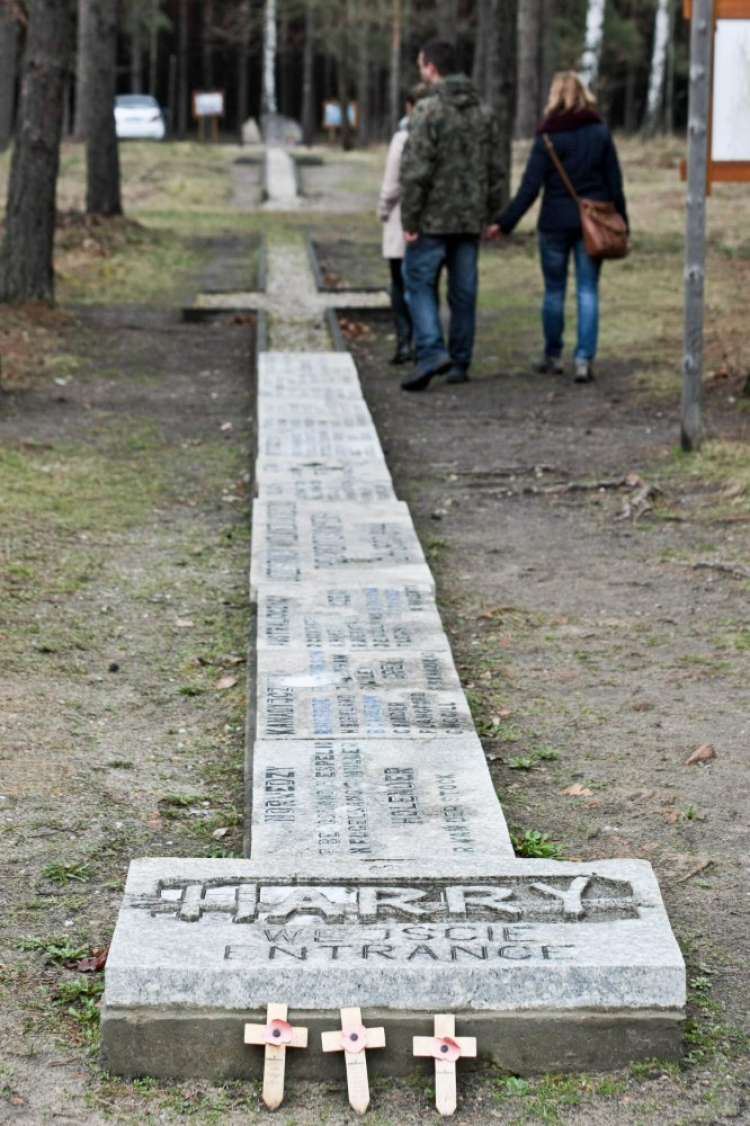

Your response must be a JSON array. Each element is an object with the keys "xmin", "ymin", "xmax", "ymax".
[{"xmin": 537, "ymin": 108, "xmax": 604, "ymax": 134}]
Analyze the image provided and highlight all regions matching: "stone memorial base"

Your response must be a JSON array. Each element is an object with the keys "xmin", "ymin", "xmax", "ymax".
[{"xmin": 100, "ymin": 857, "xmax": 685, "ymax": 1079}]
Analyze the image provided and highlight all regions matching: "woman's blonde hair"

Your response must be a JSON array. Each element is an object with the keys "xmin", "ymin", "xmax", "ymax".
[{"xmin": 544, "ymin": 71, "xmax": 597, "ymax": 116}]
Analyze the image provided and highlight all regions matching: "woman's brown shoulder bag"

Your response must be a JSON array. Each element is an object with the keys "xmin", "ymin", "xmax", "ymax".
[{"xmin": 542, "ymin": 133, "xmax": 630, "ymax": 261}]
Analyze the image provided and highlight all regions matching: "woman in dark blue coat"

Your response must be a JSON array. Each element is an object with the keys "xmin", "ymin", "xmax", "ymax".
[{"xmin": 488, "ymin": 72, "xmax": 628, "ymax": 382}]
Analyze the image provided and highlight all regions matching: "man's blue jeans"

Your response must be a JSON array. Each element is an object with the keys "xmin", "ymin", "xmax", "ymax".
[
  {"xmin": 538, "ymin": 230, "xmax": 602, "ymax": 361},
  {"xmin": 403, "ymin": 235, "xmax": 479, "ymax": 370}
]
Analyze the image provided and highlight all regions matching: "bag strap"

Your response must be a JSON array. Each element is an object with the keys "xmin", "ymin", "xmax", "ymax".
[{"xmin": 542, "ymin": 133, "xmax": 580, "ymax": 204}]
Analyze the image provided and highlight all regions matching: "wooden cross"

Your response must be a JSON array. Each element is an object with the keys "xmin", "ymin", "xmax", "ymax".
[
  {"xmin": 321, "ymin": 1006, "xmax": 386, "ymax": 1114},
  {"xmin": 413, "ymin": 1014, "xmax": 477, "ymax": 1117},
  {"xmin": 244, "ymin": 1002, "xmax": 308, "ymax": 1110}
]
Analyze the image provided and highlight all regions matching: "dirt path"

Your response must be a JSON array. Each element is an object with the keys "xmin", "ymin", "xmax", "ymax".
[{"xmin": 1, "ymin": 154, "xmax": 749, "ymax": 1125}]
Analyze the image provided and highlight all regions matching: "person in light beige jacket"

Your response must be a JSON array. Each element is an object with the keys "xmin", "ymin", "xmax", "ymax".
[{"xmin": 377, "ymin": 86, "xmax": 427, "ymax": 365}]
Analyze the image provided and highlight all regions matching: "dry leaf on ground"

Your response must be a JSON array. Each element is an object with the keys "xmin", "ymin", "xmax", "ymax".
[{"xmin": 685, "ymin": 743, "xmax": 717, "ymax": 766}]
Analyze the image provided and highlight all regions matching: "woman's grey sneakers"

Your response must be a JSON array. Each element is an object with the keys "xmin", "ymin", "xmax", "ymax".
[
  {"xmin": 574, "ymin": 358, "xmax": 595, "ymax": 382},
  {"xmin": 533, "ymin": 354, "xmax": 565, "ymax": 375},
  {"xmin": 533, "ymin": 355, "xmax": 595, "ymax": 382}
]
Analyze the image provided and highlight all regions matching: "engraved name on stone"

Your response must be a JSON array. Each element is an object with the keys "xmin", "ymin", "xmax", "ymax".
[
  {"xmin": 253, "ymin": 740, "xmax": 497, "ymax": 858},
  {"xmin": 253, "ymin": 502, "xmax": 429, "ymax": 588},
  {"xmin": 259, "ymin": 420, "xmax": 385, "ymax": 461},
  {"xmin": 258, "ymin": 652, "xmax": 471, "ymax": 739},
  {"xmin": 257, "ymin": 587, "xmax": 448, "ymax": 652},
  {"xmin": 136, "ymin": 876, "xmax": 637, "ymax": 928}
]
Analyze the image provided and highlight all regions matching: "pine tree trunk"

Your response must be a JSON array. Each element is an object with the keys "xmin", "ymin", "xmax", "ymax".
[
  {"xmin": 515, "ymin": 0, "xmax": 541, "ymax": 136},
  {"xmin": 74, "ymin": 0, "xmax": 95, "ymax": 139},
  {"xmin": 0, "ymin": 2, "xmax": 19, "ymax": 151},
  {"xmin": 202, "ymin": 0, "xmax": 214, "ymax": 89},
  {"xmin": 177, "ymin": 0, "xmax": 189, "ymax": 138},
  {"xmin": 131, "ymin": 0, "xmax": 144, "ymax": 93},
  {"xmin": 436, "ymin": 0, "xmax": 458, "ymax": 43},
  {"xmin": 148, "ymin": 0, "xmax": 160, "ymax": 97},
  {"xmin": 301, "ymin": 0, "xmax": 315, "ymax": 145},
  {"xmin": 473, "ymin": 0, "xmax": 517, "ymax": 208},
  {"xmin": 86, "ymin": 0, "xmax": 122, "ymax": 216},
  {"xmin": 357, "ymin": 27, "xmax": 370, "ymax": 146},
  {"xmin": 388, "ymin": 0, "xmax": 402, "ymax": 135},
  {"xmin": 0, "ymin": 0, "xmax": 74, "ymax": 304}
]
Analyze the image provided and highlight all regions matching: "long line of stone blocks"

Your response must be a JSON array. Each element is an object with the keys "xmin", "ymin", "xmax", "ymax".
[{"xmin": 100, "ymin": 349, "xmax": 685, "ymax": 1080}]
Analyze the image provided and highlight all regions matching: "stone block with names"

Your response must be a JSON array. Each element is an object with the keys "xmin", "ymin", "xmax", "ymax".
[
  {"xmin": 255, "ymin": 458, "xmax": 394, "ymax": 503},
  {"xmin": 250, "ymin": 737, "xmax": 514, "ymax": 862},
  {"xmin": 258, "ymin": 398, "xmax": 378, "ymax": 432},
  {"xmin": 256, "ymin": 585, "xmax": 449, "ymax": 652},
  {"xmin": 100, "ymin": 857, "xmax": 686, "ymax": 1079},
  {"xmin": 258, "ymin": 352, "xmax": 366, "ymax": 401},
  {"xmin": 256, "ymin": 650, "xmax": 473, "ymax": 741},
  {"xmin": 257, "ymin": 417, "xmax": 387, "ymax": 462},
  {"xmin": 250, "ymin": 500, "xmax": 433, "ymax": 596}
]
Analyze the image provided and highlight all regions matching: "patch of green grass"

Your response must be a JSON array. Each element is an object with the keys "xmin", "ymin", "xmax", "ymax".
[
  {"xmin": 54, "ymin": 976, "xmax": 104, "ymax": 1047},
  {"xmin": 509, "ymin": 747, "xmax": 561, "ymax": 770},
  {"xmin": 424, "ymin": 534, "xmax": 450, "ymax": 562},
  {"xmin": 41, "ymin": 860, "xmax": 90, "ymax": 884},
  {"xmin": 493, "ymin": 1072, "xmax": 626, "ymax": 1121},
  {"xmin": 513, "ymin": 829, "xmax": 563, "ymax": 859},
  {"xmin": 19, "ymin": 936, "xmax": 89, "ymax": 963}
]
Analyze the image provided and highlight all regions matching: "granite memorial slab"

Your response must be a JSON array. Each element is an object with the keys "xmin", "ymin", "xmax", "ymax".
[
  {"xmin": 257, "ymin": 418, "xmax": 388, "ymax": 462},
  {"xmin": 249, "ymin": 736, "xmax": 514, "ymax": 862},
  {"xmin": 255, "ymin": 585, "xmax": 449, "ymax": 652},
  {"xmin": 250, "ymin": 500, "xmax": 432, "ymax": 596},
  {"xmin": 100, "ymin": 856, "xmax": 686, "ymax": 1079},
  {"xmin": 255, "ymin": 649, "xmax": 473, "ymax": 740},
  {"xmin": 258, "ymin": 399, "xmax": 377, "ymax": 432},
  {"xmin": 258, "ymin": 352, "xmax": 366, "ymax": 400},
  {"xmin": 255, "ymin": 458, "xmax": 395, "ymax": 503}
]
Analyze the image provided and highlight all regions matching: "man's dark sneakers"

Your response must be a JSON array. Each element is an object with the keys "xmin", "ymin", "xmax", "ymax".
[
  {"xmin": 445, "ymin": 365, "xmax": 469, "ymax": 384},
  {"xmin": 400, "ymin": 355, "xmax": 452, "ymax": 392}
]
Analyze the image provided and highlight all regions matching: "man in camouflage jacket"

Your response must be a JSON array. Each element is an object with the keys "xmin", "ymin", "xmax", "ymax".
[{"xmin": 399, "ymin": 38, "xmax": 504, "ymax": 391}]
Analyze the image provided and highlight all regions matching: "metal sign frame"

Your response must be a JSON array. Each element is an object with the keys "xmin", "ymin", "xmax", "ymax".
[{"xmin": 683, "ymin": 0, "xmax": 750, "ymax": 186}]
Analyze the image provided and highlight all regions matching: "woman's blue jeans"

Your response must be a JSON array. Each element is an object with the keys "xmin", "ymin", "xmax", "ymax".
[
  {"xmin": 538, "ymin": 230, "xmax": 602, "ymax": 361},
  {"xmin": 403, "ymin": 235, "xmax": 479, "ymax": 370}
]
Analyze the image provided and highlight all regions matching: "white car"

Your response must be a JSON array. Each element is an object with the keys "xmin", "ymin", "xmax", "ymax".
[{"xmin": 114, "ymin": 94, "xmax": 166, "ymax": 141}]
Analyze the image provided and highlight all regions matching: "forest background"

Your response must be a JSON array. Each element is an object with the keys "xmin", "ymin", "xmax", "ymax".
[{"xmin": 0, "ymin": 0, "xmax": 685, "ymax": 156}]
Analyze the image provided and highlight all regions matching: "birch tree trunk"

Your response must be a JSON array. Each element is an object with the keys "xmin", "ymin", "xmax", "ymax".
[
  {"xmin": 0, "ymin": 2, "xmax": 19, "ymax": 151},
  {"xmin": 0, "ymin": 0, "xmax": 74, "ymax": 303},
  {"xmin": 515, "ymin": 0, "xmax": 541, "ymax": 137},
  {"xmin": 579, "ymin": 0, "xmax": 606, "ymax": 89},
  {"xmin": 644, "ymin": 0, "xmax": 671, "ymax": 134},
  {"xmin": 263, "ymin": 0, "xmax": 277, "ymax": 115},
  {"xmin": 236, "ymin": 0, "xmax": 251, "ymax": 139},
  {"xmin": 86, "ymin": 0, "xmax": 122, "ymax": 216}
]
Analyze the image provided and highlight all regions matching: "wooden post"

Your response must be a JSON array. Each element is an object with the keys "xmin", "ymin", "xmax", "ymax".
[
  {"xmin": 244, "ymin": 1002, "xmax": 308, "ymax": 1110},
  {"xmin": 321, "ymin": 1006, "xmax": 386, "ymax": 1114},
  {"xmin": 681, "ymin": 0, "xmax": 713, "ymax": 451},
  {"xmin": 413, "ymin": 1014, "xmax": 477, "ymax": 1117}
]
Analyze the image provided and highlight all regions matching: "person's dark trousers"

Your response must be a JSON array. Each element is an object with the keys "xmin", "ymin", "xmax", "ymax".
[
  {"xmin": 388, "ymin": 257, "xmax": 412, "ymax": 363},
  {"xmin": 403, "ymin": 234, "xmax": 479, "ymax": 372}
]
